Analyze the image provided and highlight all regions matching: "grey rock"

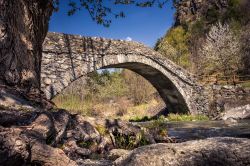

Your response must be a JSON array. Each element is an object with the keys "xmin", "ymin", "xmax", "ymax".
[
  {"xmin": 43, "ymin": 78, "xmax": 52, "ymax": 85},
  {"xmin": 107, "ymin": 149, "xmax": 130, "ymax": 160},
  {"xmin": 175, "ymin": 0, "xmax": 229, "ymax": 26},
  {"xmin": 223, "ymin": 117, "xmax": 238, "ymax": 126},
  {"xmin": 220, "ymin": 104, "xmax": 250, "ymax": 120},
  {"xmin": 114, "ymin": 137, "xmax": 250, "ymax": 166},
  {"xmin": 77, "ymin": 159, "xmax": 112, "ymax": 166}
]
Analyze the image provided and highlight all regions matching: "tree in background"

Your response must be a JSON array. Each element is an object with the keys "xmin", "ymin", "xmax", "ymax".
[
  {"xmin": 53, "ymin": 69, "xmax": 161, "ymax": 116},
  {"xmin": 155, "ymin": 26, "xmax": 191, "ymax": 70},
  {"xmin": 155, "ymin": 0, "xmax": 250, "ymax": 77},
  {"xmin": 122, "ymin": 69, "xmax": 156, "ymax": 105},
  {"xmin": 154, "ymin": 38, "xmax": 178, "ymax": 63},
  {"xmin": 198, "ymin": 22, "xmax": 241, "ymax": 77},
  {"xmin": 240, "ymin": 25, "xmax": 250, "ymax": 75}
]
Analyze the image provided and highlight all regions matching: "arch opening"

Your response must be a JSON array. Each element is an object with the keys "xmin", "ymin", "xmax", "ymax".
[
  {"xmin": 100, "ymin": 62, "xmax": 190, "ymax": 114},
  {"xmin": 53, "ymin": 68, "xmax": 167, "ymax": 119}
]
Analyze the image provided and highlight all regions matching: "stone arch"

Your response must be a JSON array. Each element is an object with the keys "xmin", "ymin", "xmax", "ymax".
[
  {"xmin": 41, "ymin": 32, "xmax": 209, "ymax": 115},
  {"xmin": 96, "ymin": 55, "xmax": 189, "ymax": 113}
]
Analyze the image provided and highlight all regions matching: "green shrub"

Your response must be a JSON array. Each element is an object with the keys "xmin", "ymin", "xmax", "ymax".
[
  {"xmin": 240, "ymin": 81, "xmax": 250, "ymax": 88},
  {"xmin": 53, "ymin": 69, "xmax": 161, "ymax": 119},
  {"xmin": 95, "ymin": 125, "xmax": 108, "ymax": 136},
  {"xmin": 77, "ymin": 140, "xmax": 95, "ymax": 149},
  {"xmin": 129, "ymin": 116, "xmax": 150, "ymax": 122},
  {"xmin": 113, "ymin": 131, "xmax": 150, "ymax": 150},
  {"xmin": 155, "ymin": 26, "xmax": 192, "ymax": 70},
  {"xmin": 122, "ymin": 69, "xmax": 157, "ymax": 105},
  {"xmin": 190, "ymin": 18, "xmax": 207, "ymax": 36},
  {"xmin": 167, "ymin": 113, "xmax": 209, "ymax": 121}
]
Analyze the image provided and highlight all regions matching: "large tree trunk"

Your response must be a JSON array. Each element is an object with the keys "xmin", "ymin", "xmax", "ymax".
[{"xmin": 0, "ymin": 0, "xmax": 53, "ymax": 94}]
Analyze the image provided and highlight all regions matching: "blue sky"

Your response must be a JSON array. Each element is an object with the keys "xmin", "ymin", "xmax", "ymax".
[{"xmin": 49, "ymin": 1, "xmax": 175, "ymax": 47}]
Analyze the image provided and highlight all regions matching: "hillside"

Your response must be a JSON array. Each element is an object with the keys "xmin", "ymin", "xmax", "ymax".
[{"xmin": 155, "ymin": 0, "xmax": 250, "ymax": 78}]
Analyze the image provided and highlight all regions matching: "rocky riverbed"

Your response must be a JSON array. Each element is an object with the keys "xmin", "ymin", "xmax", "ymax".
[{"xmin": 1, "ymin": 104, "xmax": 250, "ymax": 166}]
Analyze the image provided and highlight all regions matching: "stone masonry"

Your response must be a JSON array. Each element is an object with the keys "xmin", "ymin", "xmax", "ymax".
[{"xmin": 41, "ymin": 32, "xmax": 209, "ymax": 115}]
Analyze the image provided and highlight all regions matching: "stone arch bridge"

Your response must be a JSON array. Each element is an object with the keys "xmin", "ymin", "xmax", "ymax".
[{"xmin": 41, "ymin": 32, "xmax": 209, "ymax": 115}]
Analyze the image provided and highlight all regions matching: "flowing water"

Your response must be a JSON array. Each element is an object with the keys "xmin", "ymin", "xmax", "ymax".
[{"xmin": 136, "ymin": 120, "xmax": 250, "ymax": 141}]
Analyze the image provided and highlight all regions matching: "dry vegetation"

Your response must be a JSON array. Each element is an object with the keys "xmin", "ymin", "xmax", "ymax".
[{"xmin": 53, "ymin": 69, "xmax": 164, "ymax": 120}]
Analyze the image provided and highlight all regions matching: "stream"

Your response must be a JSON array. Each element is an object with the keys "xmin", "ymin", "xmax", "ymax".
[{"xmin": 135, "ymin": 120, "xmax": 250, "ymax": 141}]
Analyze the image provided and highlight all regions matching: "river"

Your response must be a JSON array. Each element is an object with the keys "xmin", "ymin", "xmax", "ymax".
[{"xmin": 135, "ymin": 120, "xmax": 250, "ymax": 142}]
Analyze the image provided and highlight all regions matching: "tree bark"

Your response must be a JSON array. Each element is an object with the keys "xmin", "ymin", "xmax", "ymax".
[{"xmin": 0, "ymin": 0, "xmax": 53, "ymax": 94}]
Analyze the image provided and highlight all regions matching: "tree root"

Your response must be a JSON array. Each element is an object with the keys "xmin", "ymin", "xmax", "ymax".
[{"xmin": 0, "ymin": 107, "xmax": 172, "ymax": 165}]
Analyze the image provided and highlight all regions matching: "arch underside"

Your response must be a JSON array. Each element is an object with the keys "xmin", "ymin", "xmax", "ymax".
[{"xmin": 101, "ymin": 62, "xmax": 189, "ymax": 114}]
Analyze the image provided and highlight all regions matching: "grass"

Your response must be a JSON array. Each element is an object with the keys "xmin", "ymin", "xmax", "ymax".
[
  {"xmin": 121, "ymin": 99, "xmax": 159, "ymax": 121},
  {"xmin": 130, "ymin": 113, "xmax": 209, "ymax": 123},
  {"xmin": 143, "ymin": 115, "xmax": 167, "ymax": 129},
  {"xmin": 53, "ymin": 94, "xmax": 162, "ymax": 121},
  {"xmin": 54, "ymin": 94, "xmax": 209, "ymax": 123},
  {"xmin": 0, "ymin": 104, "xmax": 10, "ymax": 110},
  {"xmin": 53, "ymin": 95, "xmax": 94, "ymax": 116},
  {"xmin": 95, "ymin": 125, "xmax": 108, "ymax": 136},
  {"xmin": 129, "ymin": 116, "xmax": 150, "ymax": 122},
  {"xmin": 77, "ymin": 140, "xmax": 95, "ymax": 149},
  {"xmin": 113, "ymin": 131, "xmax": 150, "ymax": 150},
  {"xmin": 166, "ymin": 113, "xmax": 209, "ymax": 122},
  {"xmin": 239, "ymin": 81, "xmax": 250, "ymax": 88}
]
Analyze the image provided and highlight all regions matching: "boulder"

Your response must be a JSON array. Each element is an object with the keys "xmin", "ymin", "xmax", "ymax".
[
  {"xmin": 220, "ymin": 104, "xmax": 250, "ymax": 120},
  {"xmin": 107, "ymin": 149, "xmax": 130, "ymax": 160},
  {"xmin": 77, "ymin": 159, "xmax": 112, "ymax": 166},
  {"xmin": 114, "ymin": 137, "xmax": 250, "ymax": 166}
]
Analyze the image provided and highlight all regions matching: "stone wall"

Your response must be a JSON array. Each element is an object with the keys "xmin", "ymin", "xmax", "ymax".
[{"xmin": 208, "ymin": 85, "xmax": 250, "ymax": 117}]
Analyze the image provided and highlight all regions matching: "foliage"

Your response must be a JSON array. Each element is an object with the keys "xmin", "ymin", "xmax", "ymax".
[
  {"xmin": 122, "ymin": 69, "xmax": 157, "ymax": 105},
  {"xmin": 144, "ymin": 115, "xmax": 167, "ymax": 129},
  {"xmin": 84, "ymin": 70, "xmax": 128, "ymax": 102},
  {"xmin": 129, "ymin": 116, "xmax": 150, "ymax": 122},
  {"xmin": 189, "ymin": 18, "xmax": 207, "ymax": 36},
  {"xmin": 222, "ymin": 0, "xmax": 250, "ymax": 24},
  {"xmin": 85, "ymin": 69, "xmax": 157, "ymax": 105},
  {"xmin": 198, "ymin": 22, "xmax": 241, "ymax": 76},
  {"xmin": 206, "ymin": 7, "xmax": 220, "ymax": 24},
  {"xmin": 53, "ymin": 69, "xmax": 162, "ymax": 119},
  {"xmin": 240, "ymin": 81, "xmax": 250, "ymax": 88},
  {"xmin": 53, "ymin": 0, "xmax": 169, "ymax": 27},
  {"xmin": 95, "ymin": 125, "xmax": 108, "ymax": 136},
  {"xmin": 143, "ymin": 114, "xmax": 209, "ymax": 127},
  {"xmin": 155, "ymin": 26, "xmax": 191, "ymax": 69},
  {"xmin": 53, "ymin": 94, "xmax": 94, "ymax": 115},
  {"xmin": 155, "ymin": 0, "xmax": 250, "ymax": 77},
  {"xmin": 154, "ymin": 37, "xmax": 178, "ymax": 62},
  {"xmin": 77, "ymin": 140, "xmax": 95, "ymax": 149},
  {"xmin": 166, "ymin": 113, "xmax": 209, "ymax": 121},
  {"xmin": 113, "ymin": 130, "xmax": 150, "ymax": 149},
  {"xmin": 239, "ymin": 25, "xmax": 250, "ymax": 75}
]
